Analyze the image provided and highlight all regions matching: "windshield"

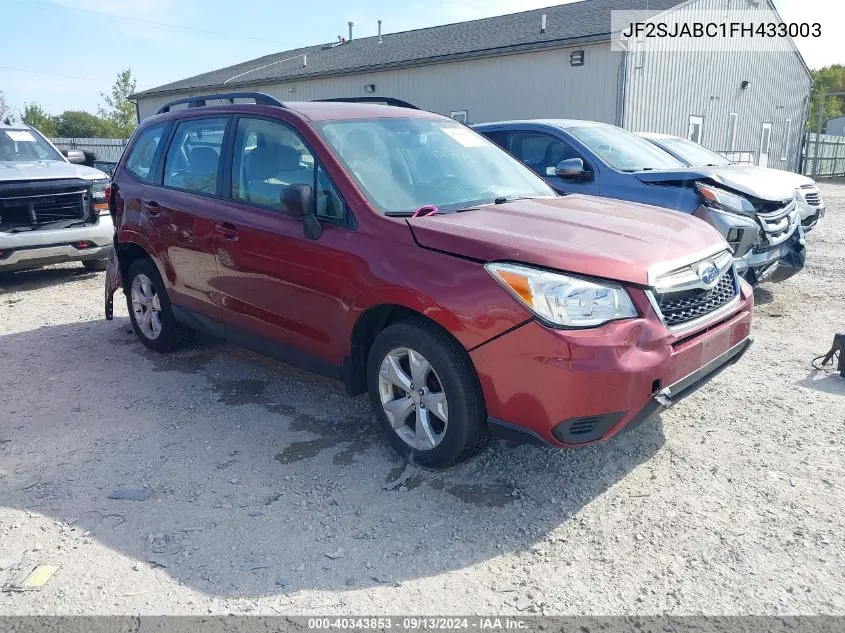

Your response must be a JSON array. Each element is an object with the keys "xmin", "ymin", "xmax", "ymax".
[
  {"xmin": 0, "ymin": 129, "xmax": 63, "ymax": 162},
  {"xmin": 315, "ymin": 118, "xmax": 554, "ymax": 214},
  {"xmin": 651, "ymin": 136, "xmax": 732, "ymax": 167},
  {"xmin": 566, "ymin": 124, "xmax": 684, "ymax": 172}
]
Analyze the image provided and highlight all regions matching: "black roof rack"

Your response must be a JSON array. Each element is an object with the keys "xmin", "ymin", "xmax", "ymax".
[
  {"xmin": 157, "ymin": 92, "xmax": 283, "ymax": 114},
  {"xmin": 312, "ymin": 97, "xmax": 419, "ymax": 110}
]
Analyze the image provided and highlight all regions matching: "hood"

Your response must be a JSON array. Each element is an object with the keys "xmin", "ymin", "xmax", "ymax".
[
  {"xmin": 0, "ymin": 160, "xmax": 108, "ymax": 182},
  {"xmin": 634, "ymin": 166, "xmax": 798, "ymax": 202},
  {"xmin": 407, "ymin": 195, "xmax": 727, "ymax": 287}
]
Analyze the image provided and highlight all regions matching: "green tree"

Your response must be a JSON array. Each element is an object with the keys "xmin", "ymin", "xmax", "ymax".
[
  {"xmin": 0, "ymin": 91, "xmax": 14, "ymax": 123},
  {"xmin": 808, "ymin": 64, "xmax": 845, "ymax": 132},
  {"xmin": 98, "ymin": 68, "xmax": 137, "ymax": 138},
  {"xmin": 56, "ymin": 110, "xmax": 117, "ymax": 138},
  {"xmin": 22, "ymin": 103, "xmax": 58, "ymax": 136}
]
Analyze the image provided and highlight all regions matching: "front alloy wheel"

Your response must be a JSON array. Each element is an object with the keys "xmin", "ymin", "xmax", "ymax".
[
  {"xmin": 378, "ymin": 347, "xmax": 449, "ymax": 450},
  {"xmin": 367, "ymin": 319, "xmax": 488, "ymax": 468}
]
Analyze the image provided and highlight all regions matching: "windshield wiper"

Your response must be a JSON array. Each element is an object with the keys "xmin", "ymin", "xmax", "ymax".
[
  {"xmin": 494, "ymin": 195, "xmax": 552, "ymax": 204},
  {"xmin": 385, "ymin": 208, "xmax": 453, "ymax": 218}
]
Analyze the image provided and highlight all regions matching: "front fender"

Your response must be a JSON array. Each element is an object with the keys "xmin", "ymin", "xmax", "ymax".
[{"xmin": 343, "ymin": 256, "xmax": 531, "ymax": 353}]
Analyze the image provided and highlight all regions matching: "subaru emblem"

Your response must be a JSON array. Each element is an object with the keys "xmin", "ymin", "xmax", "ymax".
[{"xmin": 697, "ymin": 262, "xmax": 719, "ymax": 286}]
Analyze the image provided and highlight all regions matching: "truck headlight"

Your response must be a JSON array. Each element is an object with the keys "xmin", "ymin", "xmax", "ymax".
[
  {"xmin": 90, "ymin": 179, "xmax": 109, "ymax": 214},
  {"xmin": 696, "ymin": 182, "xmax": 756, "ymax": 217},
  {"xmin": 486, "ymin": 262, "xmax": 637, "ymax": 327}
]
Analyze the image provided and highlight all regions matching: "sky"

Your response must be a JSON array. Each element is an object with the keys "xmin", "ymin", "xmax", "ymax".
[{"xmin": 1, "ymin": 0, "xmax": 843, "ymax": 117}]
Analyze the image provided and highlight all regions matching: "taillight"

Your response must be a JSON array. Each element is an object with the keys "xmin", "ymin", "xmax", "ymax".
[{"xmin": 104, "ymin": 184, "xmax": 111, "ymax": 203}]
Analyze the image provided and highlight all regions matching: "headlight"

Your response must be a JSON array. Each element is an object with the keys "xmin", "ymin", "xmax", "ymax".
[
  {"xmin": 696, "ymin": 182, "xmax": 756, "ymax": 217},
  {"xmin": 485, "ymin": 262, "xmax": 638, "ymax": 327},
  {"xmin": 90, "ymin": 178, "xmax": 109, "ymax": 214}
]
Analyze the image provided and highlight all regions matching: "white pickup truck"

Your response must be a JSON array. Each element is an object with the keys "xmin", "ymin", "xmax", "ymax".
[{"xmin": 0, "ymin": 122, "xmax": 113, "ymax": 272}]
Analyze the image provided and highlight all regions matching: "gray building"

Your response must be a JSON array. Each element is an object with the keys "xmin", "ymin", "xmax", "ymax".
[
  {"xmin": 826, "ymin": 116, "xmax": 845, "ymax": 137},
  {"xmin": 133, "ymin": 0, "xmax": 812, "ymax": 171}
]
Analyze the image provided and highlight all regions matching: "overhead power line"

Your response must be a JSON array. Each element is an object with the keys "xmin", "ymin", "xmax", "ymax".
[
  {"xmin": 14, "ymin": 0, "xmax": 294, "ymax": 46},
  {"xmin": 0, "ymin": 66, "xmax": 110, "ymax": 82}
]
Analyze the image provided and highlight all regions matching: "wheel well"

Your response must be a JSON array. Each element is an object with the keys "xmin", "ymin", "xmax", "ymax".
[
  {"xmin": 344, "ymin": 304, "xmax": 440, "ymax": 396},
  {"xmin": 115, "ymin": 242, "xmax": 152, "ymax": 290}
]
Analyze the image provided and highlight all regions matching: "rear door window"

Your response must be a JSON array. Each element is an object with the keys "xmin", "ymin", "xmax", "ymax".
[
  {"xmin": 163, "ymin": 118, "xmax": 228, "ymax": 195},
  {"xmin": 125, "ymin": 124, "xmax": 167, "ymax": 182}
]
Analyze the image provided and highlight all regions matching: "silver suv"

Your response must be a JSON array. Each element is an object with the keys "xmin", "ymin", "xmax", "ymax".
[{"xmin": 0, "ymin": 122, "xmax": 112, "ymax": 272}]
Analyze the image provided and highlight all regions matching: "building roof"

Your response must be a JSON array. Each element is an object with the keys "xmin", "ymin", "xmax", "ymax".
[{"xmin": 134, "ymin": 0, "xmax": 678, "ymax": 99}]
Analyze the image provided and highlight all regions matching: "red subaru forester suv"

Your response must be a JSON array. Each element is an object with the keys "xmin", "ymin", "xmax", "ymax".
[{"xmin": 105, "ymin": 93, "xmax": 753, "ymax": 468}]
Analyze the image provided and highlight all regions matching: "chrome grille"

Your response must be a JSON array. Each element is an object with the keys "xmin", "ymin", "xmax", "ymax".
[{"xmin": 655, "ymin": 272, "xmax": 738, "ymax": 328}]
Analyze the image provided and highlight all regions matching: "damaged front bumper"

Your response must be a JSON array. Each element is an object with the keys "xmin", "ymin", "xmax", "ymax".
[
  {"xmin": 693, "ymin": 203, "xmax": 805, "ymax": 286},
  {"xmin": 735, "ymin": 225, "xmax": 806, "ymax": 285}
]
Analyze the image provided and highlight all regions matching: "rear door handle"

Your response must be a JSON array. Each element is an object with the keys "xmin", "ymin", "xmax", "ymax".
[
  {"xmin": 143, "ymin": 200, "xmax": 161, "ymax": 217},
  {"xmin": 215, "ymin": 222, "xmax": 239, "ymax": 241}
]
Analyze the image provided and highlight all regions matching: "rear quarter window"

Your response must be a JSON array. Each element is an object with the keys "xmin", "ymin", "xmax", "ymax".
[{"xmin": 125, "ymin": 124, "xmax": 167, "ymax": 182}]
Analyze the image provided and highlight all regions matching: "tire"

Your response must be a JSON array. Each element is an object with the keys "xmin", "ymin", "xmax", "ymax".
[
  {"xmin": 82, "ymin": 258, "xmax": 108, "ymax": 272},
  {"xmin": 367, "ymin": 318, "xmax": 488, "ymax": 468},
  {"xmin": 125, "ymin": 257, "xmax": 193, "ymax": 353}
]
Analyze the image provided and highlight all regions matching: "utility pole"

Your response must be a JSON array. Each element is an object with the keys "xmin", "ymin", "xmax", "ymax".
[{"xmin": 813, "ymin": 89, "xmax": 825, "ymax": 179}]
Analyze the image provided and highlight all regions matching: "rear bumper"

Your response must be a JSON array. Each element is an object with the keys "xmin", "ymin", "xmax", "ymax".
[
  {"xmin": 0, "ymin": 216, "xmax": 113, "ymax": 271},
  {"xmin": 474, "ymin": 284, "xmax": 754, "ymax": 448}
]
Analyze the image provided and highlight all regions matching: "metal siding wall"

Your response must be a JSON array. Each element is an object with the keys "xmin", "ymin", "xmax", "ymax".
[
  {"xmin": 136, "ymin": 43, "xmax": 622, "ymax": 124},
  {"xmin": 623, "ymin": 0, "xmax": 812, "ymax": 171}
]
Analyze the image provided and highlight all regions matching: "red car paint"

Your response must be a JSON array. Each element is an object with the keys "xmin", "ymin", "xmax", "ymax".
[{"xmin": 107, "ymin": 100, "xmax": 752, "ymax": 449}]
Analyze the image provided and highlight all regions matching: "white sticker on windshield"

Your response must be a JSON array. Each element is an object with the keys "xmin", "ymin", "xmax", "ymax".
[
  {"xmin": 441, "ymin": 127, "xmax": 486, "ymax": 148},
  {"xmin": 5, "ymin": 130, "xmax": 37, "ymax": 142}
]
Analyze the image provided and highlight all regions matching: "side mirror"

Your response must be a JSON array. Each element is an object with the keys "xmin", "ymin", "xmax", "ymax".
[
  {"xmin": 280, "ymin": 184, "xmax": 322, "ymax": 240},
  {"xmin": 62, "ymin": 149, "xmax": 86, "ymax": 165},
  {"xmin": 551, "ymin": 157, "xmax": 590, "ymax": 180}
]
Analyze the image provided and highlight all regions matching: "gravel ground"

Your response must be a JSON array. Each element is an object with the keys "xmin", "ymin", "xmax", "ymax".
[{"xmin": 0, "ymin": 182, "xmax": 843, "ymax": 616}]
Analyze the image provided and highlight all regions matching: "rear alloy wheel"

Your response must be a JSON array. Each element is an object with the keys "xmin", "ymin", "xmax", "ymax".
[
  {"xmin": 131, "ymin": 273, "xmax": 163, "ymax": 341},
  {"xmin": 126, "ymin": 258, "xmax": 193, "ymax": 353},
  {"xmin": 368, "ymin": 319, "xmax": 488, "ymax": 468}
]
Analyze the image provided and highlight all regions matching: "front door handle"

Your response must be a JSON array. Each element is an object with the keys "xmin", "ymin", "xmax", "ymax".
[
  {"xmin": 215, "ymin": 222, "xmax": 239, "ymax": 241},
  {"xmin": 143, "ymin": 200, "xmax": 161, "ymax": 217}
]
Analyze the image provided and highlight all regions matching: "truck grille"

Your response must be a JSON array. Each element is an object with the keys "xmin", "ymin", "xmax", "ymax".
[
  {"xmin": 655, "ymin": 270, "xmax": 738, "ymax": 328},
  {"xmin": 0, "ymin": 190, "xmax": 87, "ymax": 227}
]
